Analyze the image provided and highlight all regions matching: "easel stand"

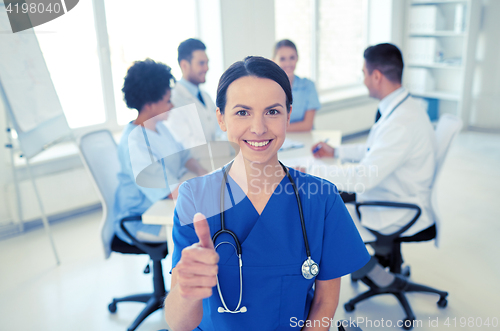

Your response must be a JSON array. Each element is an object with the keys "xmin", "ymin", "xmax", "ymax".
[
  {"xmin": 5, "ymin": 127, "xmax": 23, "ymax": 233},
  {"xmin": 25, "ymin": 156, "xmax": 61, "ymax": 265},
  {"xmin": 4, "ymin": 117, "xmax": 64, "ymax": 265},
  {"xmin": 1, "ymin": 89, "xmax": 68, "ymax": 265},
  {"xmin": 0, "ymin": 14, "xmax": 76, "ymax": 266}
]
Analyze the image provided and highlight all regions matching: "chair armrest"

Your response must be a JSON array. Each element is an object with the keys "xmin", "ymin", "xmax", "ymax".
[
  {"xmin": 355, "ymin": 201, "xmax": 421, "ymax": 241},
  {"xmin": 119, "ymin": 216, "xmax": 160, "ymax": 253}
]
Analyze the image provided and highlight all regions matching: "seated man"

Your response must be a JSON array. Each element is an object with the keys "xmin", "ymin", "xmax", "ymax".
[
  {"xmin": 165, "ymin": 38, "xmax": 225, "ymax": 148},
  {"xmin": 113, "ymin": 59, "xmax": 207, "ymax": 244},
  {"xmin": 312, "ymin": 43, "xmax": 437, "ymax": 288}
]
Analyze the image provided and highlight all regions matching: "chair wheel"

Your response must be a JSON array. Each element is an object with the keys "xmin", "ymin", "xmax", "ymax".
[
  {"xmin": 402, "ymin": 318, "xmax": 414, "ymax": 330},
  {"xmin": 108, "ymin": 302, "xmax": 117, "ymax": 313},
  {"xmin": 344, "ymin": 302, "xmax": 355, "ymax": 312},
  {"xmin": 402, "ymin": 265, "xmax": 411, "ymax": 277},
  {"xmin": 437, "ymin": 298, "xmax": 448, "ymax": 308}
]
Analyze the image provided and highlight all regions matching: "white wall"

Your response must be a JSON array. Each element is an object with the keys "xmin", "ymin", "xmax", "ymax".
[
  {"xmin": 197, "ymin": 0, "xmax": 225, "ymax": 101},
  {"xmin": 219, "ymin": 0, "xmax": 276, "ymax": 68},
  {"xmin": 469, "ymin": 0, "xmax": 500, "ymax": 129},
  {"xmin": 368, "ymin": 0, "xmax": 405, "ymax": 48},
  {"xmin": 315, "ymin": 101, "xmax": 379, "ymax": 135},
  {"xmin": 6, "ymin": 168, "xmax": 99, "ymax": 222}
]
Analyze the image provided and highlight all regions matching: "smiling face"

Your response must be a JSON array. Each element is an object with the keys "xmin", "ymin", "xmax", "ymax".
[
  {"xmin": 216, "ymin": 76, "xmax": 290, "ymax": 167},
  {"xmin": 273, "ymin": 46, "xmax": 298, "ymax": 80},
  {"xmin": 182, "ymin": 50, "xmax": 209, "ymax": 85},
  {"xmin": 363, "ymin": 60, "xmax": 381, "ymax": 99}
]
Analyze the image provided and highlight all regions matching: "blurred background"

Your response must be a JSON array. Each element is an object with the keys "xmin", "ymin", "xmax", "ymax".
[{"xmin": 0, "ymin": 1, "xmax": 499, "ymax": 330}]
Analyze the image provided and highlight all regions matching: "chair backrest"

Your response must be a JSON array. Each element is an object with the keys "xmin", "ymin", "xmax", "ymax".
[
  {"xmin": 79, "ymin": 130, "xmax": 120, "ymax": 259},
  {"xmin": 434, "ymin": 114, "xmax": 463, "ymax": 180},
  {"xmin": 431, "ymin": 114, "xmax": 462, "ymax": 246}
]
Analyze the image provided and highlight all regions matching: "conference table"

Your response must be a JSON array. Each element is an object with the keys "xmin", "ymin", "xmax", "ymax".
[{"xmin": 141, "ymin": 130, "xmax": 377, "ymax": 254}]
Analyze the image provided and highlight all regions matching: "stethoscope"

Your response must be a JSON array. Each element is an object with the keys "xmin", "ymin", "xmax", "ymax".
[
  {"xmin": 380, "ymin": 92, "xmax": 411, "ymax": 122},
  {"xmin": 367, "ymin": 92, "xmax": 411, "ymax": 153},
  {"xmin": 213, "ymin": 160, "xmax": 319, "ymax": 314}
]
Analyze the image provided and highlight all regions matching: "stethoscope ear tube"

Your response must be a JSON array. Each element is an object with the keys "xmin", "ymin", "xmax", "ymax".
[
  {"xmin": 280, "ymin": 161, "xmax": 312, "ymax": 259},
  {"xmin": 215, "ymin": 161, "xmax": 242, "ymax": 255}
]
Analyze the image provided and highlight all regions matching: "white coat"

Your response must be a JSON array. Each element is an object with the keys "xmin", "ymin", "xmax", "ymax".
[
  {"xmin": 166, "ymin": 83, "xmax": 219, "ymax": 148},
  {"xmin": 333, "ymin": 89, "xmax": 437, "ymax": 237}
]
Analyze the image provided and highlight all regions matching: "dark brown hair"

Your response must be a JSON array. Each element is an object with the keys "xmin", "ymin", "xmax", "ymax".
[
  {"xmin": 273, "ymin": 39, "xmax": 298, "ymax": 58},
  {"xmin": 364, "ymin": 43, "xmax": 404, "ymax": 83},
  {"xmin": 216, "ymin": 56, "xmax": 293, "ymax": 114}
]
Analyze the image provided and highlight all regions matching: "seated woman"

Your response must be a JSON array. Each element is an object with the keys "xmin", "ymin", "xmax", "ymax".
[
  {"xmin": 273, "ymin": 39, "xmax": 321, "ymax": 132},
  {"xmin": 164, "ymin": 56, "xmax": 370, "ymax": 330},
  {"xmin": 113, "ymin": 59, "xmax": 207, "ymax": 244}
]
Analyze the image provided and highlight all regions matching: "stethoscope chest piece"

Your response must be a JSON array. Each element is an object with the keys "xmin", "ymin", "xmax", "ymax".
[{"xmin": 302, "ymin": 257, "xmax": 319, "ymax": 279}]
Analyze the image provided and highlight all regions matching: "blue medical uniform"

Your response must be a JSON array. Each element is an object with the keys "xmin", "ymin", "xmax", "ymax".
[
  {"xmin": 290, "ymin": 75, "xmax": 321, "ymax": 123},
  {"xmin": 113, "ymin": 122, "xmax": 190, "ymax": 244},
  {"xmin": 171, "ymin": 166, "xmax": 370, "ymax": 330}
]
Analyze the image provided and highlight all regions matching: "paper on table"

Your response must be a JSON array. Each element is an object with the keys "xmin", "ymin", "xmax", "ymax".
[
  {"xmin": 279, "ymin": 138, "xmax": 305, "ymax": 151},
  {"xmin": 280, "ymin": 156, "xmax": 331, "ymax": 176}
]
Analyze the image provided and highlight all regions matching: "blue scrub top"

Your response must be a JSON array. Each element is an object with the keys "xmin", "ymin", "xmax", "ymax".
[
  {"xmin": 172, "ymin": 166, "xmax": 370, "ymax": 330},
  {"xmin": 290, "ymin": 75, "xmax": 321, "ymax": 123},
  {"xmin": 113, "ymin": 122, "xmax": 190, "ymax": 244}
]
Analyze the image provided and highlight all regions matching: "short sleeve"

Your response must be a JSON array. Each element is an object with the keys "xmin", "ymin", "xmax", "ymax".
[
  {"xmin": 306, "ymin": 80, "xmax": 321, "ymax": 111},
  {"xmin": 170, "ymin": 181, "xmax": 199, "ymax": 273},
  {"xmin": 316, "ymin": 191, "xmax": 370, "ymax": 280}
]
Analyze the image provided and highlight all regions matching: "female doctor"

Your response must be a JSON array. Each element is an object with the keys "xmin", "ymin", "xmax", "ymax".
[
  {"xmin": 273, "ymin": 39, "xmax": 321, "ymax": 132},
  {"xmin": 164, "ymin": 56, "xmax": 370, "ymax": 330}
]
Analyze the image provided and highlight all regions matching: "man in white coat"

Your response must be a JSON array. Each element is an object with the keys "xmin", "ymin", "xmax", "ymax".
[
  {"xmin": 312, "ymin": 43, "xmax": 437, "ymax": 239},
  {"xmin": 166, "ymin": 38, "xmax": 221, "ymax": 148}
]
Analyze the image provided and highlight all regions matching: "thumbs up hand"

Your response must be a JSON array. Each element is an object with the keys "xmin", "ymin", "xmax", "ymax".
[
  {"xmin": 175, "ymin": 213, "xmax": 219, "ymax": 300},
  {"xmin": 193, "ymin": 213, "xmax": 215, "ymax": 250}
]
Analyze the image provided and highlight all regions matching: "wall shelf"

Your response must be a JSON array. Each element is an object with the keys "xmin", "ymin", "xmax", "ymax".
[
  {"xmin": 409, "ymin": 31, "xmax": 466, "ymax": 37},
  {"xmin": 407, "ymin": 63, "xmax": 462, "ymax": 69},
  {"xmin": 411, "ymin": 91, "xmax": 461, "ymax": 101},
  {"xmin": 403, "ymin": 0, "xmax": 481, "ymax": 125},
  {"xmin": 411, "ymin": 1, "xmax": 467, "ymax": 6}
]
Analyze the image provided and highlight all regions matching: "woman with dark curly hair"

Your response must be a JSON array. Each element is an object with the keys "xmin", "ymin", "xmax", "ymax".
[{"xmin": 113, "ymin": 59, "xmax": 207, "ymax": 244}]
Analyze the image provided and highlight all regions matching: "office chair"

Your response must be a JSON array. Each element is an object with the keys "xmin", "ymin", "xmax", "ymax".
[
  {"xmin": 338, "ymin": 320, "xmax": 363, "ymax": 330},
  {"xmin": 344, "ymin": 114, "xmax": 463, "ymax": 330},
  {"xmin": 79, "ymin": 130, "xmax": 168, "ymax": 331}
]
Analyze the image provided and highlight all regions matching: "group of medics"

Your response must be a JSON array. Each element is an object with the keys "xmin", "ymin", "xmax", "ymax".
[{"xmin": 111, "ymin": 37, "xmax": 437, "ymax": 330}]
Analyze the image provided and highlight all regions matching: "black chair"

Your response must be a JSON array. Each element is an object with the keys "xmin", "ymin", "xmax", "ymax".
[
  {"xmin": 344, "ymin": 201, "xmax": 447, "ymax": 330},
  {"xmin": 344, "ymin": 115, "xmax": 463, "ymax": 330},
  {"xmin": 79, "ymin": 130, "xmax": 168, "ymax": 331},
  {"xmin": 338, "ymin": 319, "xmax": 363, "ymax": 330}
]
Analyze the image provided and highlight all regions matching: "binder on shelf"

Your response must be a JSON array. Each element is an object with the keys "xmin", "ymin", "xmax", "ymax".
[
  {"xmin": 407, "ymin": 38, "xmax": 442, "ymax": 64},
  {"xmin": 405, "ymin": 68, "xmax": 435, "ymax": 93},
  {"xmin": 424, "ymin": 98, "xmax": 439, "ymax": 121},
  {"xmin": 454, "ymin": 3, "xmax": 465, "ymax": 33},
  {"xmin": 408, "ymin": 5, "xmax": 445, "ymax": 33}
]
